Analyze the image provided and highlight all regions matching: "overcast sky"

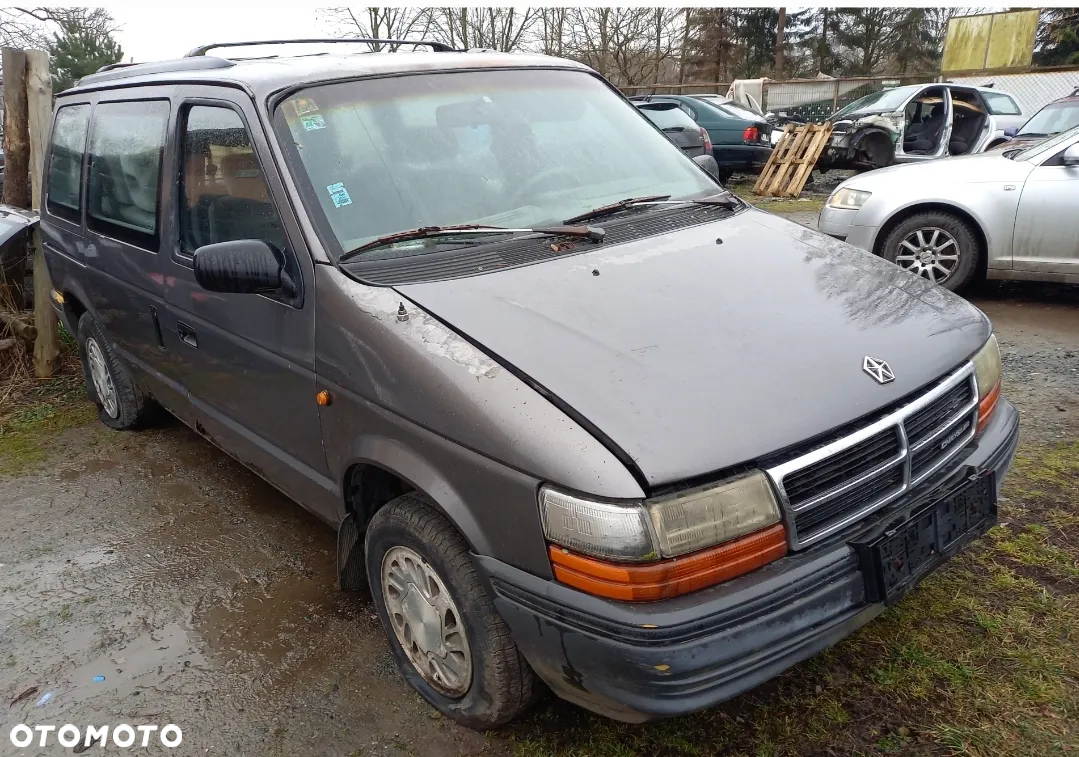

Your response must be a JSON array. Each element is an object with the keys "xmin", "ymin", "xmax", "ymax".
[{"xmin": 109, "ymin": 2, "xmax": 328, "ymax": 63}]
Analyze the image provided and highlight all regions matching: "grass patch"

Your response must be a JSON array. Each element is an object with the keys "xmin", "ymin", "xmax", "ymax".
[
  {"xmin": 727, "ymin": 182, "xmax": 828, "ymax": 216},
  {"xmin": 506, "ymin": 440, "xmax": 1079, "ymax": 756},
  {"xmin": 0, "ymin": 373, "xmax": 99, "ymax": 477}
]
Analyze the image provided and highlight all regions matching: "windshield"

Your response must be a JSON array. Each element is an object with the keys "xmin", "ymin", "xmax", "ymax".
[
  {"xmin": 1018, "ymin": 102, "xmax": 1079, "ymax": 137},
  {"xmin": 1012, "ymin": 124, "xmax": 1079, "ymax": 162},
  {"xmin": 832, "ymin": 87, "xmax": 917, "ymax": 119},
  {"xmin": 275, "ymin": 69, "xmax": 719, "ymax": 259},
  {"xmin": 637, "ymin": 104, "xmax": 698, "ymax": 130}
]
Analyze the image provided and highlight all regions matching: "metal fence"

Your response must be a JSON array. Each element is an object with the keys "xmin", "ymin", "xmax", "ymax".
[
  {"xmin": 762, "ymin": 75, "xmax": 938, "ymax": 121},
  {"xmin": 621, "ymin": 66, "xmax": 1079, "ymax": 121},
  {"xmin": 621, "ymin": 75, "xmax": 938, "ymax": 120},
  {"xmin": 946, "ymin": 68, "xmax": 1079, "ymax": 117}
]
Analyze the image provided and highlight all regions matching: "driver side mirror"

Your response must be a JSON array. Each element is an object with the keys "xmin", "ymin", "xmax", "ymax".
[
  {"xmin": 1062, "ymin": 143, "xmax": 1079, "ymax": 166},
  {"xmin": 193, "ymin": 239, "xmax": 288, "ymax": 294},
  {"xmin": 1004, "ymin": 127, "xmax": 1018, "ymax": 138}
]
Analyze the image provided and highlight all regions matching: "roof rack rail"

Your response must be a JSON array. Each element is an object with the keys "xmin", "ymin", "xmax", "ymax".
[
  {"xmin": 95, "ymin": 61, "xmax": 140, "ymax": 73},
  {"xmin": 76, "ymin": 56, "xmax": 236, "ymax": 87},
  {"xmin": 185, "ymin": 38, "xmax": 456, "ymax": 57}
]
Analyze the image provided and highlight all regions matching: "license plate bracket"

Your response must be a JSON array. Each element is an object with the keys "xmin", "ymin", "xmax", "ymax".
[{"xmin": 854, "ymin": 470, "xmax": 996, "ymax": 605}]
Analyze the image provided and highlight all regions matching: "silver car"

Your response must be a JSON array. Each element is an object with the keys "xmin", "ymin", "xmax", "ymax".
[
  {"xmin": 818, "ymin": 125, "xmax": 1079, "ymax": 290},
  {"xmin": 823, "ymin": 84, "xmax": 1026, "ymax": 171}
]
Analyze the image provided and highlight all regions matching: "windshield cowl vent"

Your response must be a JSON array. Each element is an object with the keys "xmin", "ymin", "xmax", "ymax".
[{"xmin": 347, "ymin": 202, "xmax": 742, "ymax": 286}]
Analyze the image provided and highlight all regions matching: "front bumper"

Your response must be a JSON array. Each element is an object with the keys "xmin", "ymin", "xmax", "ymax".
[
  {"xmin": 478, "ymin": 399, "xmax": 1019, "ymax": 722},
  {"xmin": 817, "ymin": 206, "xmax": 878, "ymax": 251}
]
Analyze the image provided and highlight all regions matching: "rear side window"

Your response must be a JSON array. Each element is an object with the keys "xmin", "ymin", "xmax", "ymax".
[
  {"xmin": 87, "ymin": 100, "xmax": 170, "ymax": 249},
  {"xmin": 983, "ymin": 92, "xmax": 1022, "ymax": 116},
  {"xmin": 46, "ymin": 104, "xmax": 90, "ymax": 223}
]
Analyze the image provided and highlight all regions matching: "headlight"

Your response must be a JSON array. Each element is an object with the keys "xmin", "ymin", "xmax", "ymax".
[
  {"xmin": 972, "ymin": 334, "xmax": 1002, "ymax": 432},
  {"xmin": 827, "ymin": 187, "xmax": 872, "ymax": 210},
  {"xmin": 646, "ymin": 473, "xmax": 781, "ymax": 557},
  {"xmin": 540, "ymin": 473, "xmax": 788, "ymax": 601},
  {"xmin": 538, "ymin": 488, "xmax": 656, "ymax": 562}
]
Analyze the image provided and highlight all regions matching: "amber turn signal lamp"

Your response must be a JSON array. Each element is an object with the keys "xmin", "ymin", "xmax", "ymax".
[
  {"xmin": 976, "ymin": 379, "xmax": 1000, "ymax": 434},
  {"xmin": 316, "ymin": 390, "xmax": 332, "ymax": 406},
  {"xmin": 548, "ymin": 524, "xmax": 788, "ymax": 602}
]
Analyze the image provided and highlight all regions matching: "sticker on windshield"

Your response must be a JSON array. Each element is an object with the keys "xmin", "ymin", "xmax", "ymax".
[
  {"xmin": 301, "ymin": 114, "xmax": 326, "ymax": 131},
  {"xmin": 327, "ymin": 182, "xmax": 352, "ymax": 208},
  {"xmin": 293, "ymin": 97, "xmax": 319, "ymax": 115}
]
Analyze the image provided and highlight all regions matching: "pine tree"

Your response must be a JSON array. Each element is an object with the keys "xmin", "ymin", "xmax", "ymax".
[
  {"xmin": 789, "ymin": 8, "xmax": 842, "ymax": 76},
  {"xmin": 1034, "ymin": 8, "xmax": 1079, "ymax": 66},
  {"xmin": 48, "ymin": 8, "xmax": 123, "ymax": 93}
]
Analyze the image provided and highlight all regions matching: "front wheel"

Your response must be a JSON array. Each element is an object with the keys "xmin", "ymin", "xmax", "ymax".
[
  {"xmin": 879, "ymin": 211, "xmax": 981, "ymax": 291},
  {"xmin": 365, "ymin": 494, "xmax": 538, "ymax": 728}
]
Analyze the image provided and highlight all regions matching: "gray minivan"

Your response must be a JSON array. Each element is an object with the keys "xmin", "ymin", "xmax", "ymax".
[{"xmin": 42, "ymin": 40, "xmax": 1019, "ymax": 728}]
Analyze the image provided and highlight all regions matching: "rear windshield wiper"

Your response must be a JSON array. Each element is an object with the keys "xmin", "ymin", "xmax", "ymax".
[
  {"xmin": 563, "ymin": 193, "xmax": 737, "ymax": 225},
  {"xmin": 339, "ymin": 223, "xmax": 605, "ymax": 262}
]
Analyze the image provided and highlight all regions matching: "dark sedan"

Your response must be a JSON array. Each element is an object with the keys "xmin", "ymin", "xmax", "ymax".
[
  {"xmin": 633, "ymin": 101, "xmax": 712, "ymax": 158},
  {"xmin": 630, "ymin": 94, "xmax": 772, "ymax": 181},
  {"xmin": 992, "ymin": 89, "xmax": 1079, "ymax": 152}
]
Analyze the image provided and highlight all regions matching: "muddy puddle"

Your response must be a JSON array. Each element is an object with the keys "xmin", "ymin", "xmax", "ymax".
[{"xmin": 1, "ymin": 424, "xmax": 502, "ymax": 756}]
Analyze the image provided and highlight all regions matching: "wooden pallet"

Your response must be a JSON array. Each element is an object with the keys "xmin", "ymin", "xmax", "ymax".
[{"xmin": 753, "ymin": 123, "xmax": 833, "ymax": 198}]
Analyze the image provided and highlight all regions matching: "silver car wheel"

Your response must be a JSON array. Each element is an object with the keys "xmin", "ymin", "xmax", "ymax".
[
  {"xmin": 381, "ymin": 545, "xmax": 472, "ymax": 697},
  {"xmin": 85, "ymin": 337, "xmax": 118, "ymax": 418},
  {"xmin": 894, "ymin": 227, "xmax": 960, "ymax": 285}
]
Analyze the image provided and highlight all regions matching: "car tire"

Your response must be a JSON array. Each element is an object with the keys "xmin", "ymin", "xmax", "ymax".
[
  {"xmin": 365, "ymin": 494, "xmax": 538, "ymax": 729},
  {"xmin": 879, "ymin": 211, "xmax": 981, "ymax": 292},
  {"xmin": 77, "ymin": 312, "xmax": 156, "ymax": 430}
]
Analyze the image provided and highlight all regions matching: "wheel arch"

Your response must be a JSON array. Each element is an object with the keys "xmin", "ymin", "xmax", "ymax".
[
  {"xmin": 872, "ymin": 201, "xmax": 989, "ymax": 277},
  {"xmin": 59, "ymin": 278, "xmax": 96, "ymax": 335},
  {"xmin": 335, "ymin": 444, "xmax": 492, "ymax": 592}
]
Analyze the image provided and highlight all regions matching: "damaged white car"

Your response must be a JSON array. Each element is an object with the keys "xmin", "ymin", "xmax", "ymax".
[{"xmin": 820, "ymin": 84, "xmax": 1025, "ymax": 171}]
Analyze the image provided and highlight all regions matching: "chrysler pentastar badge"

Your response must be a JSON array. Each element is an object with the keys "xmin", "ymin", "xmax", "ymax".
[{"xmin": 863, "ymin": 356, "xmax": 895, "ymax": 384}]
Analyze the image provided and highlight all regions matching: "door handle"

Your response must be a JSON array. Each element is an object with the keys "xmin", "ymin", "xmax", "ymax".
[{"xmin": 177, "ymin": 321, "xmax": 198, "ymax": 348}]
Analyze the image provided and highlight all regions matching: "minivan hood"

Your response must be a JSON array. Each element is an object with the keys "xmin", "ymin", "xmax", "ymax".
[{"xmin": 396, "ymin": 210, "xmax": 990, "ymax": 488}]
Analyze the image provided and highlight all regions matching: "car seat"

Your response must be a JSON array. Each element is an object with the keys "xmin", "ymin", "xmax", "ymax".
[
  {"xmin": 906, "ymin": 104, "xmax": 945, "ymax": 153},
  {"xmin": 207, "ymin": 153, "xmax": 288, "ymax": 251}
]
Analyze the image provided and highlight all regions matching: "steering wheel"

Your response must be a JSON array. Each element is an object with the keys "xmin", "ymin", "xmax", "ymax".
[{"xmin": 509, "ymin": 167, "xmax": 579, "ymax": 206}]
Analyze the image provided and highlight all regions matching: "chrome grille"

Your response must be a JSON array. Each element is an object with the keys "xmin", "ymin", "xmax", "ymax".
[{"xmin": 767, "ymin": 365, "xmax": 979, "ymax": 548}]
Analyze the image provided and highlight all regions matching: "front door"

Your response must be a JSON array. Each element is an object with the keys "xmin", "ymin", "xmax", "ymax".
[
  {"xmin": 161, "ymin": 91, "xmax": 338, "ymax": 521},
  {"xmin": 1012, "ymin": 138, "xmax": 1079, "ymax": 276}
]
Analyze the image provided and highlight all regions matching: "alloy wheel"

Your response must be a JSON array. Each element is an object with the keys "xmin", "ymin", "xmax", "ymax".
[
  {"xmin": 894, "ymin": 227, "xmax": 960, "ymax": 285},
  {"xmin": 381, "ymin": 545, "xmax": 472, "ymax": 697},
  {"xmin": 85, "ymin": 337, "xmax": 118, "ymax": 418}
]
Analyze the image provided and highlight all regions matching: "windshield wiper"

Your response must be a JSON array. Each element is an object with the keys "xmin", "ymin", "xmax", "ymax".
[
  {"xmin": 1017, "ymin": 131, "xmax": 1047, "ymax": 138},
  {"xmin": 338, "ymin": 223, "xmax": 605, "ymax": 262},
  {"xmin": 563, "ymin": 195, "xmax": 671, "ymax": 224},
  {"xmin": 563, "ymin": 193, "xmax": 737, "ymax": 225}
]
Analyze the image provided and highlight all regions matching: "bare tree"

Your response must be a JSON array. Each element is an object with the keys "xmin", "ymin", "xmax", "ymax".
[
  {"xmin": 320, "ymin": 7, "xmax": 434, "ymax": 51},
  {"xmin": 427, "ymin": 7, "xmax": 538, "ymax": 52},
  {"xmin": 0, "ymin": 8, "xmax": 47, "ymax": 49},
  {"xmin": 536, "ymin": 8, "xmax": 567, "ymax": 57}
]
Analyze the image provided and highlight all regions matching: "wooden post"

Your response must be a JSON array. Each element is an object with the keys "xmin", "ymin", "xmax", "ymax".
[
  {"xmin": 1, "ymin": 48, "xmax": 29, "ymax": 310},
  {"xmin": 27, "ymin": 49, "xmax": 58, "ymax": 378}
]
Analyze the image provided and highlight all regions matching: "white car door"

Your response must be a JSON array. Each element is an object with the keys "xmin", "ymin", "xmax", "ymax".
[{"xmin": 1012, "ymin": 135, "xmax": 1079, "ymax": 275}]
